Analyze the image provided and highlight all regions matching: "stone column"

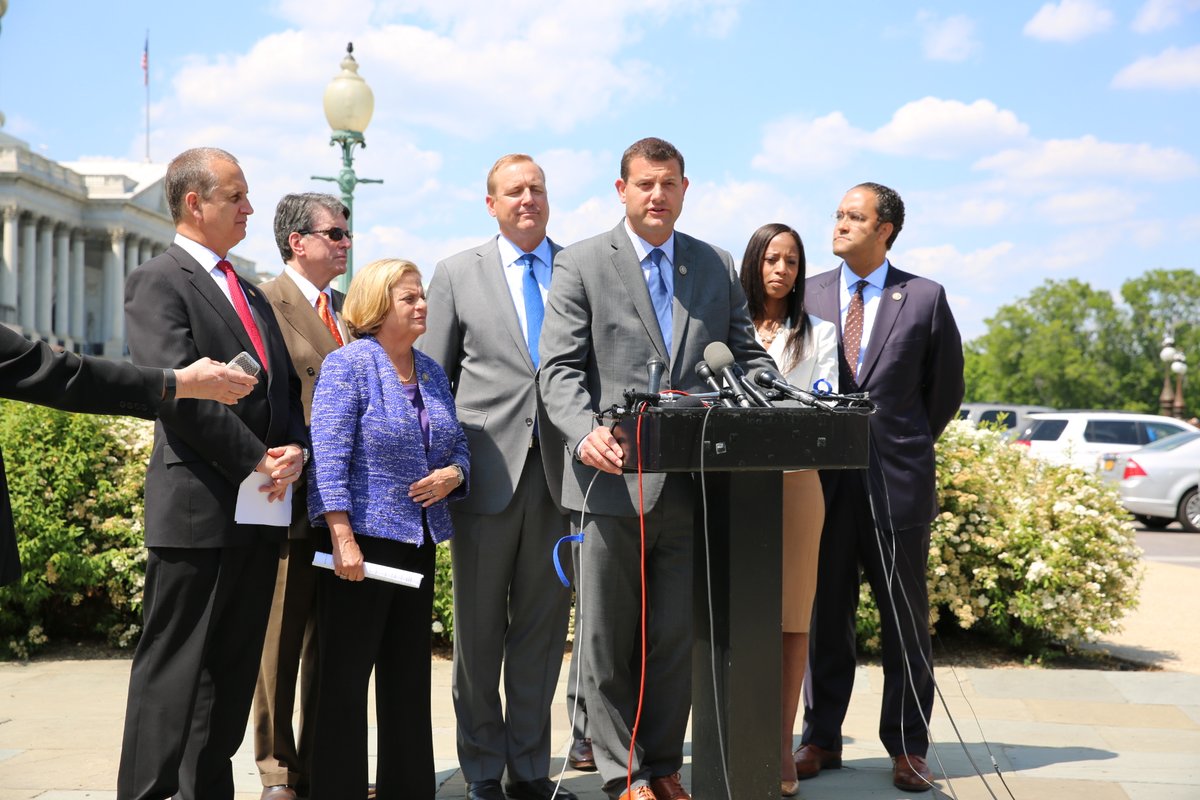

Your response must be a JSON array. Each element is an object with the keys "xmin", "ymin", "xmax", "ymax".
[
  {"xmin": 125, "ymin": 234, "xmax": 140, "ymax": 278},
  {"xmin": 104, "ymin": 228, "xmax": 126, "ymax": 356},
  {"xmin": 0, "ymin": 206, "xmax": 16, "ymax": 324},
  {"xmin": 137, "ymin": 239, "xmax": 153, "ymax": 270},
  {"xmin": 19, "ymin": 214, "xmax": 36, "ymax": 334},
  {"xmin": 54, "ymin": 225, "xmax": 72, "ymax": 349},
  {"xmin": 70, "ymin": 230, "xmax": 85, "ymax": 347},
  {"xmin": 36, "ymin": 219, "xmax": 54, "ymax": 340}
]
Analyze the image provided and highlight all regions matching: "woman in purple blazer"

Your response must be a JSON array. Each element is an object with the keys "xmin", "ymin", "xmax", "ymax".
[{"xmin": 307, "ymin": 258, "xmax": 470, "ymax": 800}]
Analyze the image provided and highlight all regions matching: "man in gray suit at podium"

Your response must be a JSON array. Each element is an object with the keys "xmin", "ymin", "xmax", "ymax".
[
  {"xmin": 421, "ymin": 154, "xmax": 576, "ymax": 800},
  {"xmin": 539, "ymin": 138, "xmax": 770, "ymax": 800}
]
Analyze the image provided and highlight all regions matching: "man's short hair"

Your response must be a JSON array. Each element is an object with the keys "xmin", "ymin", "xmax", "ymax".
[
  {"xmin": 620, "ymin": 137, "xmax": 685, "ymax": 181},
  {"xmin": 855, "ymin": 182, "xmax": 905, "ymax": 249},
  {"xmin": 273, "ymin": 193, "xmax": 350, "ymax": 262},
  {"xmin": 165, "ymin": 147, "xmax": 239, "ymax": 224},
  {"xmin": 486, "ymin": 153, "xmax": 540, "ymax": 195}
]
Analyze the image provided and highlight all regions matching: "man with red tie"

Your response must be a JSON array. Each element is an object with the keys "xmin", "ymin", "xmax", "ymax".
[
  {"xmin": 251, "ymin": 193, "xmax": 351, "ymax": 800},
  {"xmin": 120, "ymin": 147, "xmax": 307, "ymax": 800}
]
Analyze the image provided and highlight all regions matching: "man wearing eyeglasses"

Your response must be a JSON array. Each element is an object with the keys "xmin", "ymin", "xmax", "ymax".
[
  {"xmin": 251, "ymin": 193, "xmax": 352, "ymax": 800},
  {"xmin": 420, "ymin": 154, "xmax": 576, "ymax": 800},
  {"xmin": 798, "ymin": 183, "xmax": 963, "ymax": 793}
]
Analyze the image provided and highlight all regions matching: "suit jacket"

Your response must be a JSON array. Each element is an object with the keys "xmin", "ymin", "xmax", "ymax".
[
  {"xmin": 259, "ymin": 272, "xmax": 346, "ymax": 537},
  {"xmin": 805, "ymin": 264, "xmax": 964, "ymax": 530},
  {"xmin": 539, "ymin": 221, "xmax": 772, "ymax": 516},
  {"xmin": 307, "ymin": 339, "xmax": 470, "ymax": 545},
  {"xmin": 0, "ymin": 326, "xmax": 165, "ymax": 585},
  {"xmin": 419, "ymin": 236, "xmax": 565, "ymax": 514},
  {"xmin": 125, "ymin": 243, "xmax": 307, "ymax": 549}
]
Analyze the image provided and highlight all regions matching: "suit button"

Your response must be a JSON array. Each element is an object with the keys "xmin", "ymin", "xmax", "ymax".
[
  {"xmin": 525, "ymin": 418, "xmax": 533, "ymax": 427},
  {"xmin": 307, "ymin": 367, "xmax": 316, "ymax": 376}
]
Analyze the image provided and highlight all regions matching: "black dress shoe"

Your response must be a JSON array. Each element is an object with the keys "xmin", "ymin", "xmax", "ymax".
[
  {"xmin": 504, "ymin": 777, "xmax": 578, "ymax": 800},
  {"xmin": 467, "ymin": 779, "xmax": 506, "ymax": 800},
  {"xmin": 567, "ymin": 737, "xmax": 596, "ymax": 772}
]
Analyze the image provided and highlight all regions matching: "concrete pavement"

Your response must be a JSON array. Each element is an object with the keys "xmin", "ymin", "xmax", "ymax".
[{"xmin": 1, "ymin": 559, "xmax": 1197, "ymax": 799}]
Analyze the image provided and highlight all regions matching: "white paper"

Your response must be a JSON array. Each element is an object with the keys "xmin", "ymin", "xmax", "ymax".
[
  {"xmin": 312, "ymin": 551, "xmax": 424, "ymax": 588},
  {"xmin": 234, "ymin": 473, "xmax": 293, "ymax": 526}
]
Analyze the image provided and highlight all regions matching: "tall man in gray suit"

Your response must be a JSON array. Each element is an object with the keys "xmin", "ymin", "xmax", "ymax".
[
  {"xmin": 539, "ymin": 138, "xmax": 771, "ymax": 800},
  {"xmin": 797, "ymin": 183, "xmax": 963, "ymax": 793},
  {"xmin": 252, "ymin": 193, "xmax": 351, "ymax": 800},
  {"xmin": 421, "ymin": 154, "xmax": 577, "ymax": 800}
]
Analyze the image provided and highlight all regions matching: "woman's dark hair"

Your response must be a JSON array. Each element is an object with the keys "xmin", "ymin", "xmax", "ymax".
[{"xmin": 738, "ymin": 223, "xmax": 810, "ymax": 371}]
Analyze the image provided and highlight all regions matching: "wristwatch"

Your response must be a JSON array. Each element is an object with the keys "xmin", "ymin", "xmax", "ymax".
[
  {"xmin": 450, "ymin": 464, "xmax": 465, "ymax": 486},
  {"xmin": 162, "ymin": 369, "xmax": 177, "ymax": 401}
]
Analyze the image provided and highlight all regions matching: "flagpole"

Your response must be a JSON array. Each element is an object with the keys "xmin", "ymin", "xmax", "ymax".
[{"xmin": 143, "ymin": 31, "xmax": 150, "ymax": 162}]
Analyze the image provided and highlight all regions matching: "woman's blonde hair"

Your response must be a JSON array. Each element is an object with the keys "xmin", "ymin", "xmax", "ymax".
[{"xmin": 342, "ymin": 258, "xmax": 423, "ymax": 337}]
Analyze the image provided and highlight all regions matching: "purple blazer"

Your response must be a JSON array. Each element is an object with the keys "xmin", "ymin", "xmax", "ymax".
[{"xmin": 308, "ymin": 336, "xmax": 470, "ymax": 545}]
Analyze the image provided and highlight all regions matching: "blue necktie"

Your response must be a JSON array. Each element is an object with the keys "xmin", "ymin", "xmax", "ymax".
[
  {"xmin": 647, "ymin": 248, "xmax": 672, "ymax": 356},
  {"xmin": 520, "ymin": 253, "xmax": 544, "ymax": 368}
]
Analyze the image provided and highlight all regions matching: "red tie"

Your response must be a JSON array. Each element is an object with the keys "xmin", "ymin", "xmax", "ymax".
[
  {"xmin": 317, "ymin": 292, "xmax": 344, "ymax": 347},
  {"xmin": 217, "ymin": 260, "xmax": 269, "ymax": 373}
]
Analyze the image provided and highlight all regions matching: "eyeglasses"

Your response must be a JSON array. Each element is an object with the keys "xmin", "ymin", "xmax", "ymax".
[
  {"xmin": 298, "ymin": 226, "xmax": 353, "ymax": 242},
  {"xmin": 832, "ymin": 211, "xmax": 873, "ymax": 226}
]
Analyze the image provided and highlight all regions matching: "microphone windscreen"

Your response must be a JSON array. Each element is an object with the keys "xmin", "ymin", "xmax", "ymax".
[
  {"xmin": 703, "ymin": 341, "xmax": 735, "ymax": 372},
  {"xmin": 748, "ymin": 367, "xmax": 777, "ymax": 388}
]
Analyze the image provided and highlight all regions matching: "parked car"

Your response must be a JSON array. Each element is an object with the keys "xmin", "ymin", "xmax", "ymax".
[
  {"xmin": 1014, "ymin": 411, "xmax": 1194, "ymax": 470},
  {"xmin": 1097, "ymin": 430, "xmax": 1200, "ymax": 531},
  {"xmin": 957, "ymin": 402, "xmax": 1053, "ymax": 439}
]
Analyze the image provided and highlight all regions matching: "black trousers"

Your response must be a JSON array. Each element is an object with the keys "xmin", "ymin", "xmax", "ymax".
[
  {"xmin": 117, "ymin": 541, "xmax": 277, "ymax": 800},
  {"xmin": 309, "ymin": 532, "xmax": 437, "ymax": 800},
  {"xmin": 802, "ymin": 471, "xmax": 935, "ymax": 757}
]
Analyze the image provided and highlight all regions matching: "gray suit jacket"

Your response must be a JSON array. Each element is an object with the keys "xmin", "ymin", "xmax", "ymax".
[
  {"xmin": 419, "ymin": 236, "xmax": 566, "ymax": 514},
  {"xmin": 539, "ymin": 221, "xmax": 772, "ymax": 516}
]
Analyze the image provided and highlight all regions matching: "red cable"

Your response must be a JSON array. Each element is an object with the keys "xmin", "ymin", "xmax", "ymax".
[{"xmin": 626, "ymin": 403, "xmax": 650, "ymax": 795}]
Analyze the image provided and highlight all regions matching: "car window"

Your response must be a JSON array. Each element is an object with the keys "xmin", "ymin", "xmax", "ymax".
[
  {"xmin": 979, "ymin": 409, "xmax": 1017, "ymax": 429},
  {"xmin": 1139, "ymin": 430, "xmax": 1200, "ymax": 451},
  {"xmin": 1144, "ymin": 421, "xmax": 1189, "ymax": 443},
  {"xmin": 1083, "ymin": 420, "xmax": 1140, "ymax": 444},
  {"xmin": 1023, "ymin": 419, "xmax": 1067, "ymax": 441},
  {"xmin": 957, "ymin": 409, "xmax": 970, "ymax": 419}
]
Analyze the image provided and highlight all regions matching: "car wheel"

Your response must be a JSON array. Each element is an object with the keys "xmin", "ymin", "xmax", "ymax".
[
  {"xmin": 1178, "ymin": 488, "xmax": 1200, "ymax": 533},
  {"xmin": 1134, "ymin": 514, "xmax": 1174, "ymax": 529}
]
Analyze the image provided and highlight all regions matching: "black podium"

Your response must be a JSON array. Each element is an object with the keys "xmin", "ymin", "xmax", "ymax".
[{"xmin": 610, "ymin": 404, "xmax": 869, "ymax": 798}]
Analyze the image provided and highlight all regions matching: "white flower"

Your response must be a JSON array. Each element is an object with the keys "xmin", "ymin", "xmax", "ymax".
[
  {"xmin": 1026, "ymin": 560, "xmax": 1049, "ymax": 581},
  {"xmin": 431, "ymin": 620, "xmax": 445, "ymax": 634}
]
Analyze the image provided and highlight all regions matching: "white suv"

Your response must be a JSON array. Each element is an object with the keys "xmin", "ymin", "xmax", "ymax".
[{"xmin": 1014, "ymin": 411, "xmax": 1193, "ymax": 470}]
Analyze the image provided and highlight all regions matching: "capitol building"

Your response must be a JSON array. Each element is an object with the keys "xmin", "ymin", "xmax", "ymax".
[{"xmin": 0, "ymin": 128, "xmax": 255, "ymax": 358}]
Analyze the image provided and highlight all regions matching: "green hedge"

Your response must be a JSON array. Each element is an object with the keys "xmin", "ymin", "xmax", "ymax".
[{"xmin": 1, "ymin": 405, "xmax": 1142, "ymax": 660}]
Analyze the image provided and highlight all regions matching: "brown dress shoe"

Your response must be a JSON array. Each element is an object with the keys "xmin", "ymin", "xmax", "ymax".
[
  {"xmin": 568, "ymin": 737, "xmax": 597, "ymax": 771},
  {"xmin": 619, "ymin": 787, "xmax": 657, "ymax": 800},
  {"xmin": 892, "ymin": 754, "xmax": 933, "ymax": 792},
  {"xmin": 793, "ymin": 743, "xmax": 842, "ymax": 779},
  {"xmin": 780, "ymin": 779, "xmax": 800, "ymax": 796},
  {"xmin": 648, "ymin": 772, "xmax": 691, "ymax": 800},
  {"xmin": 261, "ymin": 787, "xmax": 298, "ymax": 800}
]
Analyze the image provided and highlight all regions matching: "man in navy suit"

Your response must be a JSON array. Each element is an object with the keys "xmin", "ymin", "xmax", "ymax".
[
  {"xmin": 119, "ymin": 147, "xmax": 307, "ymax": 800},
  {"xmin": 797, "ymin": 183, "xmax": 963, "ymax": 793}
]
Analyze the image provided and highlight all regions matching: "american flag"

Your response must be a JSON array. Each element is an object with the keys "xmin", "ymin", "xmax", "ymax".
[{"xmin": 142, "ymin": 34, "xmax": 149, "ymax": 86}]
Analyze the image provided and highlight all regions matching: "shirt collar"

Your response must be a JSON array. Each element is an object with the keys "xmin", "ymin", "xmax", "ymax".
[
  {"xmin": 497, "ymin": 234, "xmax": 553, "ymax": 270},
  {"xmin": 623, "ymin": 219, "xmax": 675, "ymax": 266},
  {"xmin": 282, "ymin": 263, "xmax": 331, "ymax": 309},
  {"xmin": 840, "ymin": 258, "xmax": 890, "ymax": 295},
  {"xmin": 174, "ymin": 232, "xmax": 226, "ymax": 272}
]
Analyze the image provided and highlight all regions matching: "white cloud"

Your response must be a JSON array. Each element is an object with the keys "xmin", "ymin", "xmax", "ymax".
[
  {"xmin": 1112, "ymin": 45, "xmax": 1200, "ymax": 90},
  {"xmin": 900, "ymin": 241, "xmax": 1015, "ymax": 283},
  {"xmin": 917, "ymin": 12, "xmax": 980, "ymax": 62},
  {"xmin": 1131, "ymin": 0, "xmax": 1200, "ymax": 32},
  {"xmin": 1037, "ymin": 227, "xmax": 1121, "ymax": 270},
  {"xmin": 871, "ymin": 97, "xmax": 1029, "ymax": 158},
  {"xmin": 750, "ymin": 112, "xmax": 866, "ymax": 175},
  {"xmin": 1037, "ymin": 187, "xmax": 1140, "ymax": 224},
  {"xmin": 974, "ymin": 135, "xmax": 1199, "ymax": 181},
  {"xmin": 1023, "ymin": 0, "xmax": 1115, "ymax": 42},
  {"xmin": 533, "ymin": 148, "xmax": 614, "ymax": 204}
]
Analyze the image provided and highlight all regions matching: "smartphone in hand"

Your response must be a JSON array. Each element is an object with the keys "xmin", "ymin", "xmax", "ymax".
[{"xmin": 227, "ymin": 351, "xmax": 262, "ymax": 379}]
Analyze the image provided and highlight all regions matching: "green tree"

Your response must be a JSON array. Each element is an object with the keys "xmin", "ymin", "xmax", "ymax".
[
  {"xmin": 965, "ymin": 278, "xmax": 1141, "ymax": 409},
  {"xmin": 1121, "ymin": 269, "xmax": 1200, "ymax": 415}
]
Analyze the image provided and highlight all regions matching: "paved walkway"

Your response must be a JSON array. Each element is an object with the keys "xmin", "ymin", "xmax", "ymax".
[{"xmin": 1, "ymin": 560, "xmax": 1197, "ymax": 799}]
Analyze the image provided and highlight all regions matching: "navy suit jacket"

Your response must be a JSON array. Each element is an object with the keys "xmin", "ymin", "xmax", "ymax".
[{"xmin": 806, "ymin": 264, "xmax": 964, "ymax": 530}]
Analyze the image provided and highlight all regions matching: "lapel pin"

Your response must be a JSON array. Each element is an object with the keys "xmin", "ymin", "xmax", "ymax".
[
  {"xmin": 678, "ymin": 265, "xmax": 687, "ymax": 275},
  {"xmin": 892, "ymin": 292, "xmax": 902, "ymax": 301},
  {"xmin": 421, "ymin": 371, "xmax": 430, "ymax": 383}
]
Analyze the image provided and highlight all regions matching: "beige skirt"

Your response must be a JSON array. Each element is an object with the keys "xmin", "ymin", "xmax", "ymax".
[{"xmin": 781, "ymin": 470, "xmax": 825, "ymax": 633}]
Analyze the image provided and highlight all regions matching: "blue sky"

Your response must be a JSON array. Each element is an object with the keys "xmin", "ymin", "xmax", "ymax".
[{"xmin": 2, "ymin": 0, "xmax": 1197, "ymax": 341}]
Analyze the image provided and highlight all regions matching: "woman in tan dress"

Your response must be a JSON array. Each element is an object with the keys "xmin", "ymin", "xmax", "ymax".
[{"xmin": 739, "ymin": 223, "xmax": 838, "ymax": 796}]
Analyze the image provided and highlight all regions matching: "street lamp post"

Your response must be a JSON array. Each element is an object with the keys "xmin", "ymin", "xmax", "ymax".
[
  {"xmin": 313, "ymin": 42, "xmax": 382, "ymax": 293},
  {"xmin": 1172, "ymin": 352, "xmax": 1188, "ymax": 420},
  {"xmin": 1160, "ymin": 333, "xmax": 1177, "ymax": 416}
]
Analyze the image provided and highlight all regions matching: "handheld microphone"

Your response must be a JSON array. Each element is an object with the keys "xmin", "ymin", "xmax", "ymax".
[
  {"xmin": 703, "ymin": 342, "xmax": 752, "ymax": 408},
  {"xmin": 695, "ymin": 360, "xmax": 737, "ymax": 407},
  {"xmin": 749, "ymin": 367, "xmax": 813, "ymax": 404},
  {"xmin": 646, "ymin": 356, "xmax": 666, "ymax": 395}
]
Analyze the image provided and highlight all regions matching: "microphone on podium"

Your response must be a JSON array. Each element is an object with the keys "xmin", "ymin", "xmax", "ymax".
[{"xmin": 702, "ymin": 342, "xmax": 755, "ymax": 408}]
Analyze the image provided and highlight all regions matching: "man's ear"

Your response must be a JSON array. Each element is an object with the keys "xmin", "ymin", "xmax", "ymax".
[
  {"xmin": 289, "ymin": 230, "xmax": 307, "ymax": 257},
  {"xmin": 184, "ymin": 190, "xmax": 203, "ymax": 220}
]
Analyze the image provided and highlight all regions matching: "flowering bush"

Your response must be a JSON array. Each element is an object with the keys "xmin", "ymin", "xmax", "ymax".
[
  {"xmin": 0, "ymin": 403, "xmax": 152, "ymax": 659},
  {"xmin": 855, "ymin": 419, "xmax": 1143, "ymax": 656}
]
